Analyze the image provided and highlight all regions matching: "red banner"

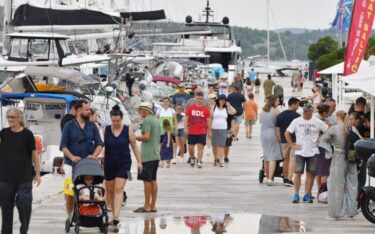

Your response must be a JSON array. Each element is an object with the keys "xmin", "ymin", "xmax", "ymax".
[{"xmin": 344, "ymin": 0, "xmax": 375, "ymax": 76}]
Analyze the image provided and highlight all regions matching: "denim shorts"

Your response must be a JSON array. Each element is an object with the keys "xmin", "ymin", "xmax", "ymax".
[
  {"xmin": 177, "ymin": 129, "xmax": 186, "ymax": 138},
  {"xmin": 295, "ymin": 155, "xmax": 317, "ymax": 174}
]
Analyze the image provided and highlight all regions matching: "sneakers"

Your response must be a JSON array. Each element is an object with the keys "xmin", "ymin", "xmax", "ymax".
[
  {"xmin": 190, "ymin": 157, "xmax": 196, "ymax": 167},
  {"xmin": 266, "ymin": 179, "xmax": 272, "ymax": 186},
  {"xmin": 303, "ymin": 194, "xmax": 314, "ymax": 203},
  {"xmin": 197, "ymin": 161, "xmax": 202, "ymax": 168},
  {"xmin": 283, "ymin": 179, "xmax": 294, "ymax": 187},
  {"xmin": 292, "ymin": 194, "xmax": 300, "ymax": 203},
  {"xmin": 171, "ymin": 158, "xmax": 176, "ymax": 165},
  {"xmin": 224, "ymin": 157, "xmax": 229, "ymax": 163}
]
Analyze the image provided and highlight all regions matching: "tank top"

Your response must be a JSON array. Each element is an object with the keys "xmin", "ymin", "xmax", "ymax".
[
  {"xmin": 212, "ymin": 107, "xmax": 228, "ymax": 130},
  {"xmin": 313, "ymin": 93, "xmax": 321, "ymax": 105},
  {"xmin": 104, "ymin": 125, "xmax": 131, "ymax": 163}
]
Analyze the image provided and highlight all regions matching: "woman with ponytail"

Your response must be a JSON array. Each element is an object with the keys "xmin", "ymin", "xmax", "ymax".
[
  {"xmin": 322, "ymin": 111, "xmax": 358, "ymax": 219},
  {"xmin": 104, "ymin": 105, "xmax": 142, "ymax": 226}
]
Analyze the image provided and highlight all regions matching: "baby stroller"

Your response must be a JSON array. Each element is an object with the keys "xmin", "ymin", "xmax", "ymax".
[
  {"xmin": 65, "ymin": 158, "xmax": 108, "ymax": 234},
  {"xmin": 258, "ymin": 157, "xmax": 284, "ymax": 183}
]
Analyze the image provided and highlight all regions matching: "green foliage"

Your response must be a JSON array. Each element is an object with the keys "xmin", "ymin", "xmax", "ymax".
[
  {"xmin": 315, "ymin": 48, "xmax": 345, "ymax": 71},
  {"xmin": 307, "ymin": 36, "xmax": 338, "ymax": 62},
  {"xmin": 365, "ymin": 36, "xmax": 375, "ymax": 59},
  {"xmin": 232, "ymin": 26, "xmax": 338, "ymax": 61}
]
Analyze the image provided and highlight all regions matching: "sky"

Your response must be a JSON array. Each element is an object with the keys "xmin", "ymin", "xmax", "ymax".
[{"xmin": 128, "ymin": 0, "xmax": 339, "ymax": 30}]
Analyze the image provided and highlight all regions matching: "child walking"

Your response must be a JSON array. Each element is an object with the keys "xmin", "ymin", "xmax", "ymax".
[
  {"xmin": 160, "ymin": 119, "xmax": 174, "ymax": 168},
  {"xmin": 175, "ymin": 104, "xmax": 186, "ymax": 162},
  {"xmin": 244, "ymin": 93, "xmax": 258, "ymax": 138}
]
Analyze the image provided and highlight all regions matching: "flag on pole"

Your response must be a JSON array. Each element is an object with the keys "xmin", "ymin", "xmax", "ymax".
[{"xmin": 344, "ymin": 0, "xmax": 375, "ymax": 76}]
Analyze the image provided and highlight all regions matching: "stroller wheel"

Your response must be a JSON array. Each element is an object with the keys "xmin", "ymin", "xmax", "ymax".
[
  {"xmin": 75, "ymin": 224, "xmax": 80, "ymax": 234},
  {"xmin": 101, "ymin": 224, "xmax": 108, "ymax": 234},
  {"xmin": 65, "ymin": 217, "xmax": 71, "ymax": 233},
  {"xmin": 259, "ymin": 169, "xmax": 265, "ymax": 184}
]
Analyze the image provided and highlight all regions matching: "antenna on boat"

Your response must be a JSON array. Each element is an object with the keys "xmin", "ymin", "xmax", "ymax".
[{"xmin": 203, "ymin": 0, "xmax": 214, "ymax": 23}]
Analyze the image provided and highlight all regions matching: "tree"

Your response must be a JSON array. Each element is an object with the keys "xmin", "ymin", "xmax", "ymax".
[
  {"xmin": 307, "ymin": 36, "xmax": 338, "ymax": 62},
  {"xmin": 365, "ymin": 36, "xmax": 375, "ymax": 59},
  {"xmin": 315, "ymin": 48, "xmax": 345, "ymax": 71}
]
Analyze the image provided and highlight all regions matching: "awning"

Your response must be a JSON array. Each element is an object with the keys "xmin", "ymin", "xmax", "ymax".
[
  {"xmin": 318, "ymin": 60, "xmax": 370, "ymax": 75},
  {"xmin": 24, "ymin": 66, "xmax": 98, "ymax": 86},
  {"xmin": 342, "ymin": 67, "xmax": 375, "ymax": 96}
]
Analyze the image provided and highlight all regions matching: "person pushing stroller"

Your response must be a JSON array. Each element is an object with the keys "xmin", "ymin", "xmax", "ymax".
[{"xmin": 65, "ymin": 158, "xmax": 109, "ymax": 233}]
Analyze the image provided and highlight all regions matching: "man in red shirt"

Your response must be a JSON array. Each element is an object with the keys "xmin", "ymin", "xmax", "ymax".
[{"xmin": 184, "ymin": 91, "xmax": 211, "ymax": 168}]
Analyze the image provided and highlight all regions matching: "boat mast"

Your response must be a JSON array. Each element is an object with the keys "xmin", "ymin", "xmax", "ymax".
[
  {"xmin": 3, "ymin": 0, "xmax": 12, "ymax": 45},
  {"xmin": 266, "ymin": 0, "xmax": 270, "ymax": 65}
]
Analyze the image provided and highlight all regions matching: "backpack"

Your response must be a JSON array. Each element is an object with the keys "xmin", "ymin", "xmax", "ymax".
[
  {"xmin": 345, "ymin": 126, "xmax": 361, "ymax": 163},
  {"xmin": 255, "ymin": 78, "xmax": 261, "ymax": 86}
]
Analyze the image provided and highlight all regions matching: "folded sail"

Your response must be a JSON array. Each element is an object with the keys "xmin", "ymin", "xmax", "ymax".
[
  {"xmin": 12, "ymin": 4, "xmax": 121, "ymax": 26},
  {"xmin": 121, "ymin": 10, "xmax": 166, "ymax": 21}
]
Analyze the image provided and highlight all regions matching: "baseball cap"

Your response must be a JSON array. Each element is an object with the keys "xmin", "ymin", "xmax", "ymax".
[
  {"xmin": 303, "ymin": 103, "xmax": 314, "ymax": 111},
  {"xmin": 218, "ymin": 94, "xmax": 227, "ymax": 100}
]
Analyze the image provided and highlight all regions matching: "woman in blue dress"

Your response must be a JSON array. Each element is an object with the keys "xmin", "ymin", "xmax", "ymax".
[
  {"xmin": 104, "ymin": 105, "xmax": 142, "ymax": 226},
  {"xmin": 160, "ymin": 119, "xmax": 173, "ymax": 168}
]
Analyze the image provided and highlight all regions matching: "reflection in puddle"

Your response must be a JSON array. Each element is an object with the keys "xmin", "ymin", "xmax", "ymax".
[{"xmin": 116, "ymin": 213, "xmax": 307, "ymax": 234}]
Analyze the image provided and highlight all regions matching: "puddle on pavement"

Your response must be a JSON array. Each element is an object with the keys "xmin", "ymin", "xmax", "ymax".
[{"xmin": 110, "ymin": 213, "xmax": 307, "ymax": 234}]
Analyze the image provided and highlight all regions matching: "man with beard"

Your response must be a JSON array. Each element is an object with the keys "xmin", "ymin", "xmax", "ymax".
[{"xmin": 60, "ymin": 100, "xmax": 103, "ymax": 223}]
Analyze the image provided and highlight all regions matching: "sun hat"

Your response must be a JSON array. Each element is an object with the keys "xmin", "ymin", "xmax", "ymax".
[
  {"xmin": 209, "ymin": 93, "xmax": 217, "ymax": 99},
  {"xmin": 138, "ymin": 102, "xmax": 153, "ymax": 113}
]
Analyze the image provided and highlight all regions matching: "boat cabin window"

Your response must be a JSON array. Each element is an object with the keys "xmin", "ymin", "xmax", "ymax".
[
  {"xmin": 25, "ymin": 102, "xmax": 66, "ymax": 122},
  {"xmin": 29, "ymin": 39, "xmax": 50, "ymax": 61},
  {"xmin": 50, "ymin": 40, "xmax": 60, "ymax": 61},
  {"xmin": 10, "ymin": 38, "xmax": 28, "ymax": 61},
  {"xmin": 185, "ymin": 25, "xmax": 232, "ymax": 40},
  {"xmin": 0, "ymin": 76, "xmax": 37, "ymax": 93},
  {"xmin": 58, "ymin": 40, "xmax": 72, "ymax": 57}
]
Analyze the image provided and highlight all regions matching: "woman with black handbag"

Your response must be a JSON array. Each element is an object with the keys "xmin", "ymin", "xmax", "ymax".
[{"xmin": 322, "ymin": 111, "xmax": 359, "ymax": 219}]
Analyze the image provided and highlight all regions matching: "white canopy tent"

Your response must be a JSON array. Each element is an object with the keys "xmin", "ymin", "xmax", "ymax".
[
  {"xmin": 342, "ymin": 67, "xmax": 375, "ymax": 139},
  {"xmin": 319, "ymin": 60, "xmax": 370, "ymax": 75},
  {"xmin": 318, "ymin": 60, "xmax": 370, "ymax": 110}
]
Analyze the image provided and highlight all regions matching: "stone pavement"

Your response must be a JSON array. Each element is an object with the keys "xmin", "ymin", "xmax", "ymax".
[{"xmin": 8, "ymin": 76, "xmax": 375, "ymax": 233}]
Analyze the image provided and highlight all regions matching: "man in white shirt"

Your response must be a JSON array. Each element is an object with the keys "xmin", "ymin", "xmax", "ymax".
[{"xmin": 285, "ymin": 103, "xmax": 328, "ymax": 203}]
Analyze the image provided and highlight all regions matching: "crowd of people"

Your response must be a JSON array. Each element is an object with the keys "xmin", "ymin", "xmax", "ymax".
[
  {"xmin": 2, "ymin": 68, "xmax": 373, "ymax": 233},
  {"xmin": 261, "ymin": 86, "xmax": 373, "ymax": 219}
]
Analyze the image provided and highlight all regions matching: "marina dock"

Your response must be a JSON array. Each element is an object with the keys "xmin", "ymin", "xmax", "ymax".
[{"xmin": 8, "ymin": 76, "xmax": 375, "ymax": 234}]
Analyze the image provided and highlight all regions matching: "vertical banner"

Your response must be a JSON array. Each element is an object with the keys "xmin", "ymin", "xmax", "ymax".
[{"xmin": 344, "ymin": 0, "xmax": 375, "ymax": 76}]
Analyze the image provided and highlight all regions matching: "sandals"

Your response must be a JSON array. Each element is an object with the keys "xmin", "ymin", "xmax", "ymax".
[
  {"xmin": 133, "ymin": 207, "xmax": 151, "ymax": 213},
  {"xmin": 109, "ymin": 219, "xmax": 120, "ymax": 226}
]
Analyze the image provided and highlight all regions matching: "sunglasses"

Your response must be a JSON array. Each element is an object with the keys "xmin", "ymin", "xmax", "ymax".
[
  {"xmin": 6, "ymin": 115, "xmax": 17, "ymax": 119},
  {"xmin": 196, "ymin": 92, "xmax": 204, "ymax": 97}
]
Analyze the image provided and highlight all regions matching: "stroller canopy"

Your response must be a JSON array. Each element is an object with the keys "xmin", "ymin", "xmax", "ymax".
[{"xmin": 73, "ymin": 158, "xmax": 104, "ymax": 185}]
